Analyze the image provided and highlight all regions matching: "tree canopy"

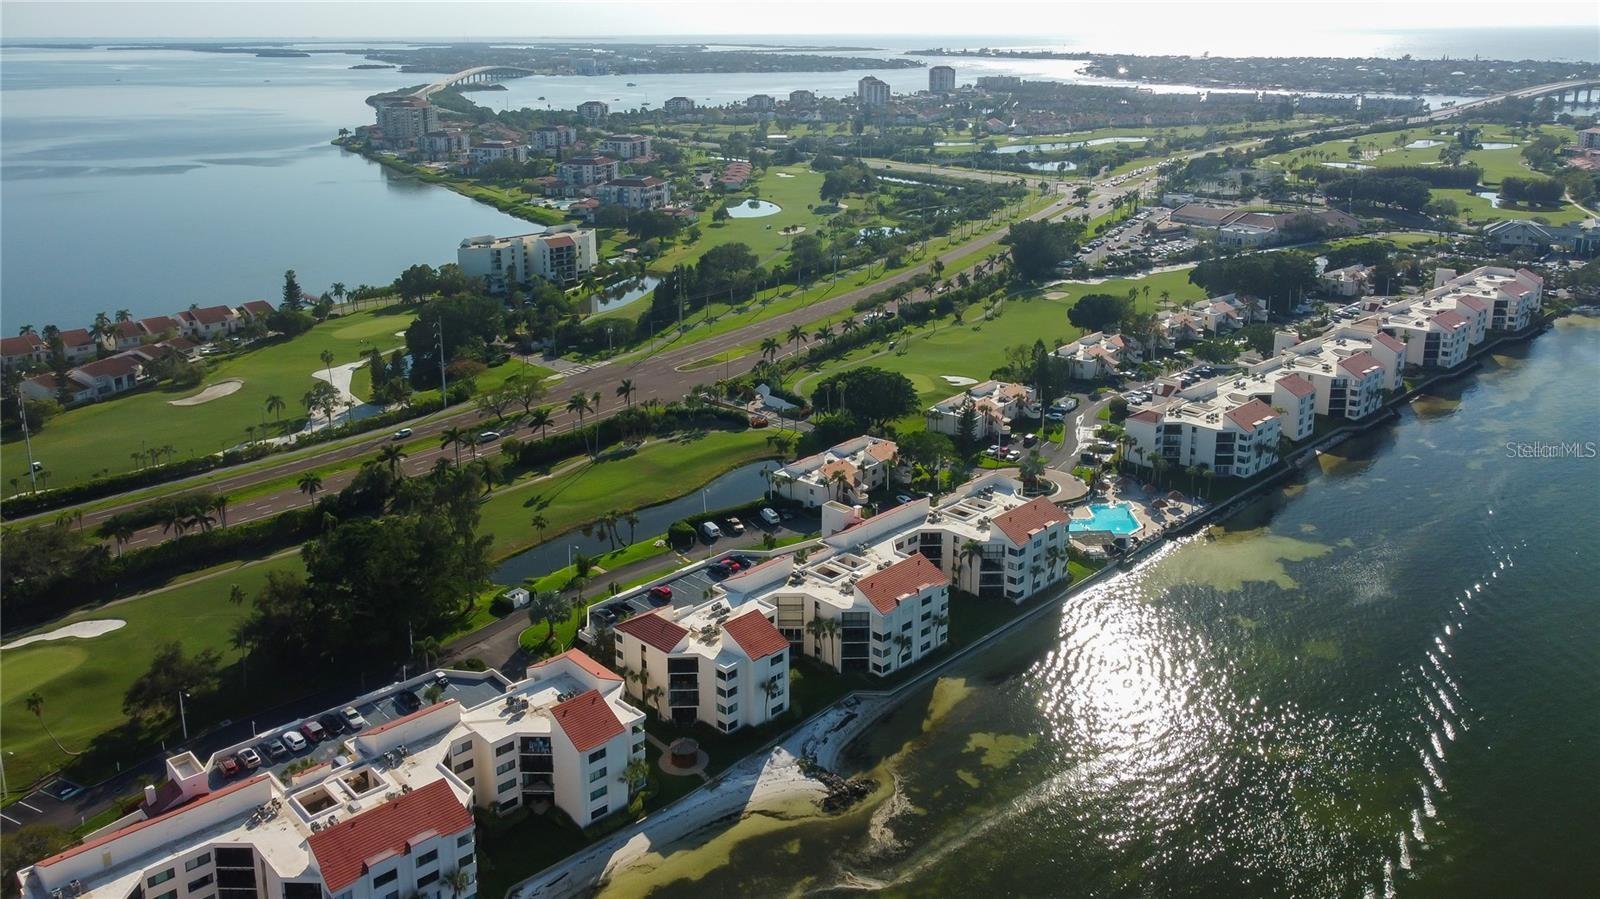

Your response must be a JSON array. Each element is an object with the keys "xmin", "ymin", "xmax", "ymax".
[
  {"xmin": 808, "ymin": 366, "xmax": 919, "ymax": 430},
  {"xmin": 1004, "ymin": 219, "xmax": 1084, "ymax": 280}
]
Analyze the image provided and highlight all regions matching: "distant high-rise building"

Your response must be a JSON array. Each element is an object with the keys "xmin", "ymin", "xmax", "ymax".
[
  {"xmin": 373, "ymin": 96, "xmax": 438, "ymax": 146},
  {"xmin": 788, "ymin": 89, "xmax": 816, "ymax": 107},
  {"xmin": 663, "ymin": 96, "xmax": 696, "ymax": 114},
  {"xmin": 929, "ymin": 65, "xmax": 956, "ymax": 93},
  {"xmin": 747, "ymin": 94, "xmax": 776, "ymax": 111},
  {"xmin": 577, "ymin": 100, "xmax": 609, "ymax": 123},
  {"xmin": 858, "ymin": 76, "xmax": 890, "ymax": 108}
]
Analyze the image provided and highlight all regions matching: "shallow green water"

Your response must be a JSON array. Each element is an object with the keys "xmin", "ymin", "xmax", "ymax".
[{"xmin": 604, "ymin": 319, "xmax": 1600, "ymax": 898}]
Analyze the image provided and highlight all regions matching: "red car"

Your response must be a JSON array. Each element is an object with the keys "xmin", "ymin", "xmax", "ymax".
[
  {"xmin": 219, "ymin": 756, "xmax": 241, "ymax": 778},
  {"xmin": 299, "ymin": 721, "xmax": 327, "ymax": 743},
  {"xmin": 647, "ymin": 585, "xmax": 673, "ymax": 603},
  {"xmin": 718, "ymin": 558, "xmax": 744, "ymax": 572}
]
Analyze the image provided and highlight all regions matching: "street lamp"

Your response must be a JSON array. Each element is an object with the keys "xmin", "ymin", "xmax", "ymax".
[{"xmin": 178, "ymin": 691, "xmax": 190, "ymax": 741}]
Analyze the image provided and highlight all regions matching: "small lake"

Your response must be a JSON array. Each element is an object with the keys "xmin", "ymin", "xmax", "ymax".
[
  {"xmin": 1478, "ymin": 142, "xmax": 1518, "ymax": 150},
  {"xmin": 1322, "ymin": 161, "xmax": 1373, "ymax": 169},
  {"xmin": 584, "ymin": 275, "xmax": 660, "ymax": 315},
  {"xmin": 1405, "ymin": 139, "xmax": 1445, "ymax": 148},
  {"xmin": 726, "ymin": 198, "xmax": 782, "ymax": 218},
  {"xmin": 1023, "ymin": 160, "xmax": 1079, "ymax": 172},
  {"xmin": 995, "ymin": 137, "xmax": 1148, "ymax": 154},
  {"xmin": 491, "ymin": 459, "xmax": 777, "ymax": 585}
]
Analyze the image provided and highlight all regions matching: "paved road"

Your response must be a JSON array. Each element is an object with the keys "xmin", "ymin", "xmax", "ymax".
[{"xmin": 48, "ymin": 188, "xmax": 1082, "ymax": 552}]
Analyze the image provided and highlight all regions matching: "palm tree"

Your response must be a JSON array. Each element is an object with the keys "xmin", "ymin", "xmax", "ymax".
[
  {"xmin": 91, "ymin": 311, "xmax": 112, "ymax": 345},
  {"xmin": 331, "ymin": 282, "xmax": 347, "ymax": 304},
  {"xmin": 813, "ymin": 323, "xmax": 833, "ymax": 345},
  {"xmin": 616, "ymin": 378, "xmax": 636, "ymax": 408},
  {"xmin": 760, "ymin": 336, "xmax": 781, "ymax": 362},
  {"xmin": 957, "ymin": 539, "xmax": 984, "ymax": 589},
  {"xmin": 528, "ymin": 406, "xmax": 553, "ymax": 439},
  {"xmin": 211, "ymin": 494, "xmax": 229, "ymax": 527},
  {"xmin": 115, "ymin": 309, "xmax": 132, "ymax": 323},
  {"xmin": 761, "ymin": 674, "xmax": 784, "ymax": 720},
  {"xmin": 786, "ymin": 323, "xmax": 807, "ymax": 356},
  {"xmin": 828, "ymin": 468, "xmax": 850, "ymax": 502},
  {"xmin": 567, "ymin": 392, "xmax": 594, "ymax": 456},
  {"xmin": 442, "ymin": 867, "xmax": 471, "ymax": 899},
  {"xmin": 375, "ymin": 444, "xmax": 407, "ymax": 476},
  {"xmin": 531, "ymin": 513, "xmax": 548, "ymax": 542},
  {"xmin": 320, "ymin": 349, "xmax": 336, "ymax": 382},
  {"xmin": 820, "ymin": 618, "xmax": 840, "ymax": 668},
  {"xmin": 892, "ymin": 633, "xmax": 913, "ymax": 664},
  {"xmin": 624, "ymin": 511, "xmax": 640, "ymax": 544},
  {"xmin": 104, "ymin": 519, "xmax": 137, "ymax": 556},
  {"xmin": 265, "ymin": 394, "xmax": 286, "ymax": 428},
  {"xmin": 462, "ymin": 432, "xmax": 480, "ymax": 459},
  {"xmin": 24, "ymin": 692, "xmax": 81, "ymax": 756},
  {"xmin": 298, "ymin": 471, "xmax": 323, "ymax": 502},
  {"xmin": 440, "ymin": 426, "xmax": 466, "ymax": 464}
]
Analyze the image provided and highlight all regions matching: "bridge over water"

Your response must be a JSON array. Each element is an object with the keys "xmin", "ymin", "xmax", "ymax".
[{"xmin": 413, "ymin": 66, "xmax": 541, "ymax": 98}]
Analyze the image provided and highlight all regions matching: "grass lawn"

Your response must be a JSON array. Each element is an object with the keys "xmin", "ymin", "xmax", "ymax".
[
  {"xmin": 2, "ymin": 307, "xmax": 419, "ymax": 491},
  {"xmin": 0, "ymin": 553, "xmax": 303, "ymax": 792},
  {"xmin": 526, "ymin": 537, "xmax": 676, "ymax": 593},
  {"xmin": 0, "ymin": 429, "xmax": 782, "ymax": 795},
  {"xmin": 1431, "ymin": 187, "xmax": 1590, "ymax": 226},
  {"xmin": 790, "ymin": 267, "xmax": 1201, "ymax": 419}
]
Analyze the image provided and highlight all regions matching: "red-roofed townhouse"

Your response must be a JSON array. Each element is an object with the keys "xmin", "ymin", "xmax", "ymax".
[
  {"xmin": 57, "ymin": 328, "xmax": 99, "ymax": 364},
  {"xmin": 613, "ymin": 602, "xmax": 791, "ymax": 731},
  {"xmin": 105, "ymin": 320, "xmax": 147, "ymax": 352},
  {"xmin": 0, "ymin": 332, "xmax": 48, "ymax": 372},
  {"xmin": 307, "ymin": 780, "xmax": 474, "ymax": 899},
  {"xmin": 176, "ymin": 305, "xmax": 240, "ymax": 342}
]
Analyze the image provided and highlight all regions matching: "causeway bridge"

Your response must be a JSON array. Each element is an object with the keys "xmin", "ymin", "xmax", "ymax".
[
  {"xmin": 1414, "ymin": 78, "xmax": 1600, "ymax": 122},
  {"xmin": 413, "ymin": 65, "xmax": 541, "ymax": 98}
]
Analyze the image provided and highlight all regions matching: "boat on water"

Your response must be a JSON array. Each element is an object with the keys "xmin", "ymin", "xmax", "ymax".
[{"xmin": 626, "ymin": 82, "xmax": 637, "ymax": 86}]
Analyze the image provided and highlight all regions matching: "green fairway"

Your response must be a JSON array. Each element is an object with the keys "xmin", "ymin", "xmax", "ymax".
[
  {"xmin": 0, "ymin": 427, "xmax": 783, "ymax": 791},
  {"xmin": 791, "ymin": 267, "xmax": 1203, "ymax": 420},
  {"xmin": 0, "ymin": 554, "xmax": 302, "ymax": 791},
  {"xmin": 2, "ymin": 307, "xmax": 418, "ymax": 490}
]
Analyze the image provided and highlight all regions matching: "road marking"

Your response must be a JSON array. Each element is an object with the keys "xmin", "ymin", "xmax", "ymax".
[
  {"xmin": 0, "ymin": 812, "xmax": 21, "ymax": 825},
  {"xmin": 17, "ymin": 801, "xmax": 42, "ymax": 813}
]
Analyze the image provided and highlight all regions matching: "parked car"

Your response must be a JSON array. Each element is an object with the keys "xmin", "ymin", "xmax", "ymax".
[
  {"xmin": 707, "ymin": 562, "xmax": 733, "ymax": 578},
  {"xmin": 1023, "ymin": 433, "xmax": 1038, "ymax": 447},
  {"xmin": 896, "ymin": 493, "xmax": 915, "ymax": 505},
  {"xmin": 392, "ymin": 428, "xmax": 413, "ymax": 440},
  {"xmin": 237, "ymin": 747, "xmax": 263, "ymax": 770},
  {"xmin": 647, "ymin": 585, "xmax": 673, "ymax": 605},
  {"xmin": 432, "ymin": 670, "xmax": 449, "ymax": 687},
  {"xmin": 759, "ymin": 507, "xmax": 781, "ymax": 526},
  {"xmin": 701, "ymin": 521, "xmax": 723, "ymax": 541},
  {"xmin": 261, "ymin": 738, "xmax": 289, "ymax": 760},
  {"xmin": 393, "ymin": 691, "xmax": 422, "ymax": 713},
  {"xmin": 317, "ymin": 713, "xmax": 347, "ymax": 736},
  {"xmin": 729, "ymin": 554, "xmax": 754, "ymax": 568},
  {"xmin": 1045, "ymin": 411, "xmax": 1066, "ymax": 422},
  {"xmin": 340, "ymin": 707, "xmax": 368, "ymax": 730},
  {"xmin": 299, "ymin": 721, "xmax": 327, "ymax": 743},
  {"xmin": 219, "ymin": 756, "xmax": 241, "ymax": 778},
  {"xmin": 281, "ymin": 731, "xmax": 308, "ymax": 752},
  {"xmin": 725, "ymin": 517, "xmax": 746, "ymax": 535},
  {"xmin": 717, "ymin": 557, "xmax": 744, "ymax": 572}
]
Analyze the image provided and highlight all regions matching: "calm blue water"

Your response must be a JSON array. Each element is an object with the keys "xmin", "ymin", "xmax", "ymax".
[{"xmin": 0, "ymin": 47, "xmax": 532, "ymax": 327}]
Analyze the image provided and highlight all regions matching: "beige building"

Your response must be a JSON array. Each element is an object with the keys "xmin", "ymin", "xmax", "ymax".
[
  {"xmin": 1429, "ymin": 265, "xmax": 1543, "ymax": 332},
  {"xmin": 858, "ymin": 76, "xmax": 891, "ymax": 108},
  {"xmin": 925, "ymin": 381, "xmax": 1039, "ymax": 440},
  {"xmin": 457, "ymin": 226, "xmax": 599, "ymax": 291},
  {"xmin": 769, "ymin": 435, "xmax": 899, "ymax": 508},
  {"xmin": 373, "ymin": 97, "xmax": 439, "ymax": 146}
]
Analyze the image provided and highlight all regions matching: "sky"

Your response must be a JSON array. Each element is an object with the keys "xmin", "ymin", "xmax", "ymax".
[{"xmin": 2, "ymin": 0, "xmax": 1596, "ymax": 41}]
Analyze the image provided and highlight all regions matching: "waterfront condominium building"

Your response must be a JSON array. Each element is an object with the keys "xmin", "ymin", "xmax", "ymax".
[
  {"xmin": 16, "ymin": 651, "xmax": 645, "ymax": 899},
  {"xmin": 923, "ymin": 381, "xmax": 1040, "ymax": 441},
  {"xmin": 1258, "ymin": 325, "xmax": 1406, "ymax": 422},
  {"xmin": 929, "ymin": 65, "xmax": 957, "ymax": 93},
  {"xmin": 457, "ymin": 225, "xmax": 599, "ymax": 291},
  {"xmin": 531, "ymin": 124, "xmax": 577, "ymax": 152},
  {"xmin": 469, "ymin": 140, "xmax": 528, "ymax": 167},
  {"xmin": 788, "ymin": 89, "xmax": 816, "ymax": 107},
  {"xmin": 576, "ymin": 100, "xmax": 609, "ymax": 123},
  {"xmin": 1123, "ymin": 382, "xmax": 1284, "ymax": 480},
  {"xmin": 421, "ymin": 129, "xmax": 469, "ymax": 161},
  {"xmin": 746, "ymin": 94, "xmax": 776, "ymax": 111},
  {"xmin": 596, "ymin": 176, "xmax": 671, "ymax": 210},
  {"xmin": 597, "ymin": 134, "xmax": 652, "ymax": 160},
  {"xmin": 612, "ymin": 603, "xmax": 791, "ymax": 731},
  {"xmin": 373, "ymin": 96, "xmax": 439, "ymax": 146},
  {"xmin": 858, "ymin": 76, "xmax": 891, "ymax": 108},
  {"xmin": 663, "ymin": 96, "xmax": 696, "ymax": 114},
  {"xmin": 769, "ymin": 435, "xmax": 899, "ymax": 508},
  {"xmin": 1428, "ymin": 265, "xmax": 1543, "ymax": 332},
  {"xmin": 557, "ymin": 154, "xmax": 621, "ymax": 186}
]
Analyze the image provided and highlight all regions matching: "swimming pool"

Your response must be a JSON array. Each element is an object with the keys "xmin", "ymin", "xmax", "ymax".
[{"xmin": 1069, "ymin": 502, "xmax": 1141, "ymax": 536}]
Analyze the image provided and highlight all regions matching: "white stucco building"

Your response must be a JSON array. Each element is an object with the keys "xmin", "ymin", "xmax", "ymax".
[
  {"xmin": 924, "ymin": 381, "xmax": 1039, "ymax": 440},
  {"xmin": 769, "ymin": 435, "xmax": 899, "ymax": 508},
  {"xmin": 457, "ymin": 226, "xmax": 599, "ymax": 291}
]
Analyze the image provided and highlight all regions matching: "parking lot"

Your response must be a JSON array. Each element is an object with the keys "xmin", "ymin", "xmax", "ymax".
[{"xmin": 204, "ymin": 671, "xmax": 507, "ymax": 791}]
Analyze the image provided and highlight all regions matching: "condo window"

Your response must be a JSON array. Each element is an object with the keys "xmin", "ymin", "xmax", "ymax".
[
  {"xmin": 590, "ymin": 767, "xmax": 607, "ymax": 783},
  {"xmin": 417, "ymin": 850, "xmax": 438, "ymax": 867},
  {"xmin": 184, "ymin": 854, "xmax": 211, "ymax": 872},
  {"xmin": 588, "ymin": 748, "xmax": 607, "ymax": 764},
  {"xmin": 497, "ymin": 779, "xmax": 516, "ymax": 794},
  {"xmin": 147, "ymin": 870, "xmax": 175, "ymax": 887},
  {"xmin": 373, "ymin": 871, "xmax": 398, "ymax": 889},
  {"xmin": 187, "ymin": 876, "xmax": 213, "ymax": 893},
  {"xmin": 496, "ymin": 761, "xmax": 515, "ymax": 776},
  {"xmin": 417, "ymin": 873, "xmax": 440, "ymax": 889},
  {"xmin": 590, "ymin": 785, "xmax": 608, "ymax": 801},
  {"xmin": 457, "ymin": 834, "xmax": 473, "ymax": 848},
  {"xmin": 495, "ymin": 741, "xmax": 515, "ymax": 757}
]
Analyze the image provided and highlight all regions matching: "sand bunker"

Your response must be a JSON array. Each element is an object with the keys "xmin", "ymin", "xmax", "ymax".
[
  {"xmin": 774, "ymin": 172, "xmax": 795, "ymax": 178},
  {"xmin": 169, "ymin": 379, "xmax": 243, "ymax": 406},
  {"xmin": 3, "ymin": 619, "xmax": 126, "ymax": 650},
  {"xmin": 942, "ymin": 375, "xmax": 978, "ymax": 386}
]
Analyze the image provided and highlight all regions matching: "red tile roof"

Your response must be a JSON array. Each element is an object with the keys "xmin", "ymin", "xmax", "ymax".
[
  {"xmin": 58, "ymin": 328, "xmax": 94, "ymax": 347},
  {"xmin": 865, "ymin": 440, "xmax": 898, "ymax": 462},
  {"xmin": 991, "ymin": 497, "xmax": 1069, "ymax": 547},
  {"xmin": 1338, "ymin": 351, "xmax": 1383, "ymax": 378},
  {"xmin": 614, "ymin": 610, "xmax": 688, "ymax": 652},
  {"xmin": 35, "ymin": 775, "xmax": 271, "ymax": 870},
  {"xmin": 75, "ymin": 355, "xmax": 143, "ymax": 379},
  {"xmin": 856, "ymin": 553, "xmax": 948, "ymax": 614},
  {"xmin": 551, "ymin": 689, "xmax": 625, "ymax": 752},
  {"xmin": 530, "ymin": 648, "xmax": 622, "ymax": 682},
  {"xmin": 1128, "ymin": 409, "xmax": 1161, "ymax": 423},
  {"xmin": 361, "ymin": 700, "xmax": 456, "ymax": 737},
  {"xmin": 184, "ymin": 305, "xmax": 235, "ymax": 325},
  {"xmin": 140, "ymin": 315, "xmax": 181, "ymax": 334},
  {"xmin": 723, "ymin": 611, "xmax": 788, "ymax": 660},
  {"xmin": 1454, "ymin": 295, "xmax": 1487, "ymax": 312},
  {"xmin": 1432, "ymin": 309, "xmax": 1469, "ymax": 329},
  {"xmin": 1225, "ymin": 399, "xmax": 1278, "ymax": 433},
  {"xmin": 111, "ymin": 321, "xmax": 144, "ymax": 339},
  {"xmin": 1277, "ymin": 373, "xmax": 1316, "ymax": 398},
  {"xmin": 543, "ymin": 234, "xmax": 575, "ymax": 248},
  {"xmin": 308, "ymin": 780, "xmax": 472, "ymax": 892},
  {"xmin": 0, "ymin": 334, "xmax": 45, "ymax": 356},
  {"xmin": 239, "ymin": 300, "xmax": 275, "ymax": 317},
  {"xmin": 1373, "ymin": 332, "xmax": 1406, "ymax": 353}
]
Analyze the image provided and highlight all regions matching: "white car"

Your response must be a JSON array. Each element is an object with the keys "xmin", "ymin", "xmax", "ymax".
[
  {"xmin": 340, "ymin": 706, "xmax": 367, "ymax": 730},
  {"xmin": 759, "ymin": 507, "xmax": 781, "ymax": 526},
  {"xmin": 281, "ymin": 731, "xmax": 308, "ymax": 752},
  {"xmin": 392, "ymin": 428, "xmax": 413, "ymax": 440}
]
